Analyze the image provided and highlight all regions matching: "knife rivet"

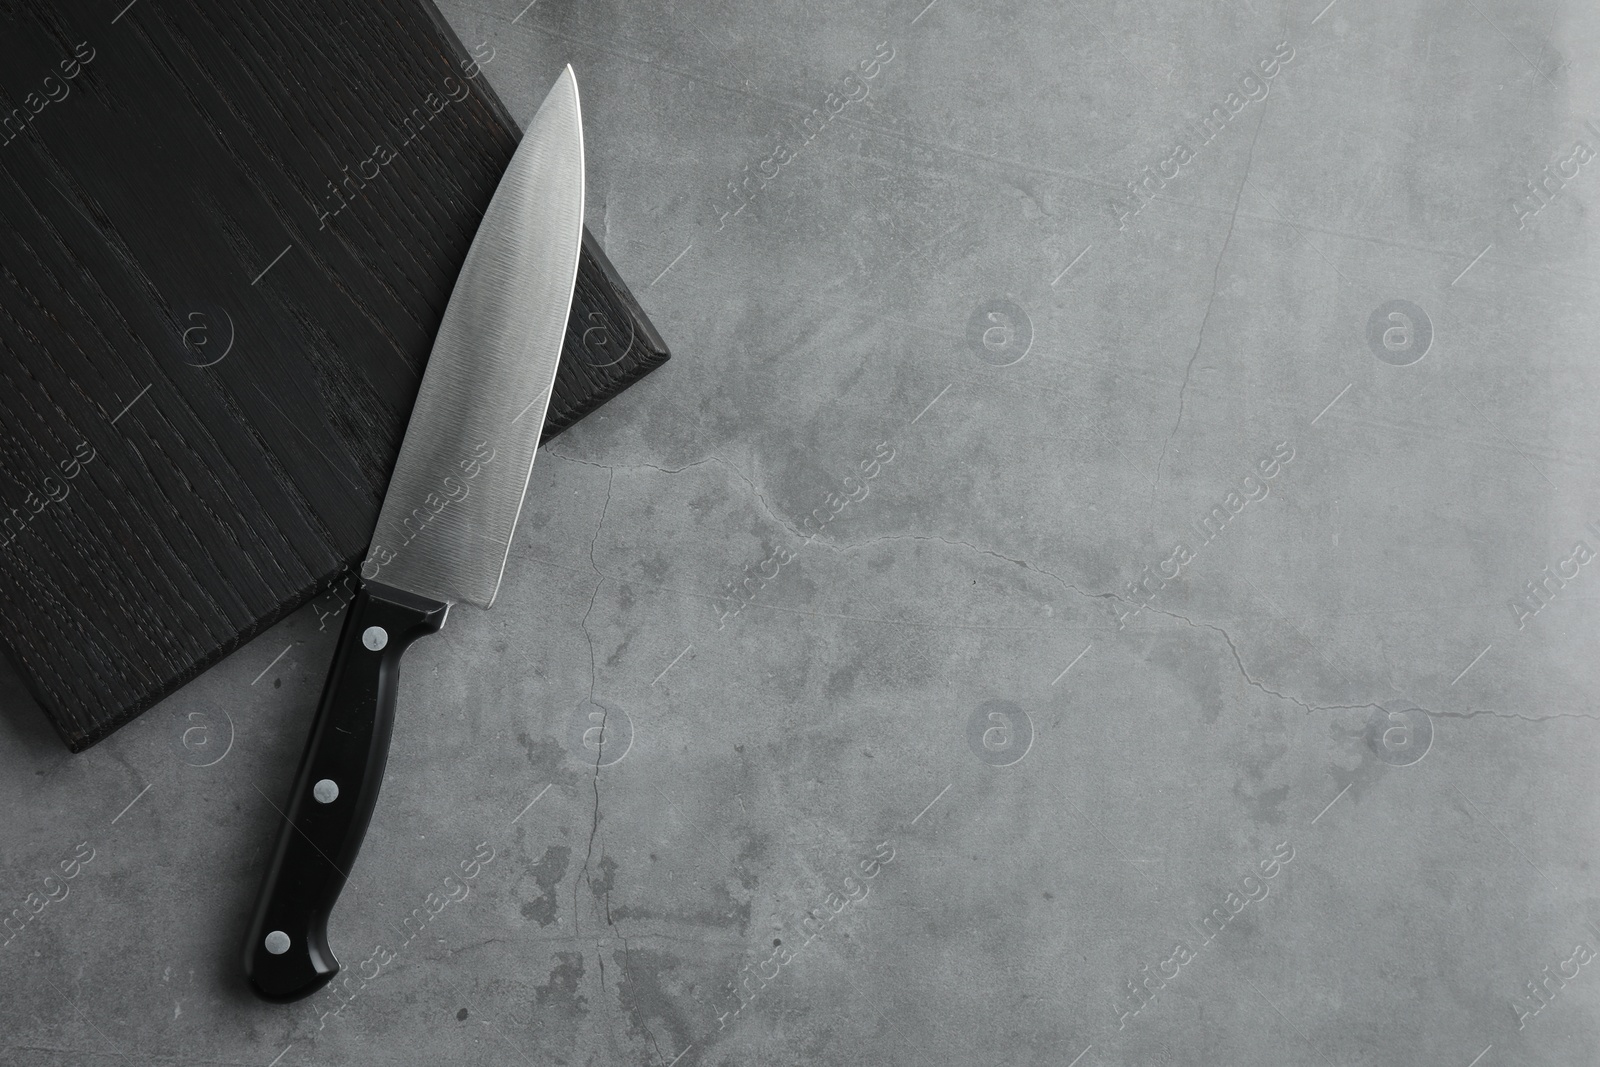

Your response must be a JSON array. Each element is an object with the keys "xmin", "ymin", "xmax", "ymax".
[
  {"xmin": 264, "ymin": 931, "xmax": 291, "ymax": 955},
  {"xmin": 362, "ymin": 626, "xmax": 389, "ymax": 651},
  {"xmin": 313, "ymin": 779, "xmax": 340, "ymax": 804}
]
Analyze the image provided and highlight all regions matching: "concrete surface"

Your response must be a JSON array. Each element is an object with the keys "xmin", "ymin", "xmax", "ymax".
[{"xmin": 4, "ymin": 0, "xmax": 1600, "ymax": 1064}]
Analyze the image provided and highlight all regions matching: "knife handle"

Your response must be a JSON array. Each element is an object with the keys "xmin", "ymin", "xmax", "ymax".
[{"xmin": 244, "ymin": 579, "xmax": 448, "ymax": 1002}]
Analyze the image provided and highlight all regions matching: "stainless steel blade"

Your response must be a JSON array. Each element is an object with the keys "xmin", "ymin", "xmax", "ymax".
[{"xmin": 360, "ymin": 66, "xmax": 585, "ymax": 608}]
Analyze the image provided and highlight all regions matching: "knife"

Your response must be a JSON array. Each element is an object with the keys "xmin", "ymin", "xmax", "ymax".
[{"xmin": 243, "ymin": 65, "xmax": 586, "ymax": 1003}]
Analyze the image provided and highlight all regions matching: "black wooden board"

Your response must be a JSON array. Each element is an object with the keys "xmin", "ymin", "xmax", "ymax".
[{"xmin": 0, "ymin": 0, "xmax": 669, "ymax": 751}]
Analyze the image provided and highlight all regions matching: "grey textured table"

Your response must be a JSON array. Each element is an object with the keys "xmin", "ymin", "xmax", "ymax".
[{"xmin": 4, "ymin": 0, "xmax": 1599, "ymax": 1064}]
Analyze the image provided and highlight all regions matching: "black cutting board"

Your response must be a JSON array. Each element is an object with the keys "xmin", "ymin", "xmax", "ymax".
[{"xmin": 0, "ymin": 0, "xmax": 668, "ymax": 751}]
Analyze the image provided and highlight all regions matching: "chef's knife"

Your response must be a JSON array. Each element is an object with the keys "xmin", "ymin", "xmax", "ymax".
[{"xmin": 244, "ymin": 66, "xmax": 585, "ymax": 1003}]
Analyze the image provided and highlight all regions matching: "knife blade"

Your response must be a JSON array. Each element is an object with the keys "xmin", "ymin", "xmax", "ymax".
[{"xmin": 243, "ymin": 65, "xmax": 585, "ymax": 1003}]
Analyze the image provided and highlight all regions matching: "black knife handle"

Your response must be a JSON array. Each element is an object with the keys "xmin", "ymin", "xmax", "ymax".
[{"xmin": 244, "ymin": 579, "xmax": 448, "ymax": 1002}]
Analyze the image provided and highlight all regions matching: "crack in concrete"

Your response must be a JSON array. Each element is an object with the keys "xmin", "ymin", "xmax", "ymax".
[
  {"xmin": 575, "ymin": 710, "xmax": 605, "ymax": 940},
  {"xmin": 824, "ymin": 531, "xmax": 1120, "ymax": 612},
  {"xmin": 1151, "ymin": 97, "xmax": 1271, "ymax": 516},
  {"xmin": 1140, "ymin": 602, "xmax": 1324, "ymax": 712},
  {"xmin": 574, "ymin": 472, "xmax": 612, "ymax": 1000},
  {"xmin": 545, "ymin": 453, "xmax": 1598, "ymax": 727},
  {"xmin": 1424, "ymin": 707, "xmax": 1600, "ymax": 723},
  {"xmin": 577, "ymin": 470, "xmax": 614, "ymax": 711},
  {"xmin": 543, "ymin": 448, "xmax": 807, "ymax": 542},
  {"xmin": 1135, "ymin": 604, "xmax": 1600, "ymax": 724},
  {"xmin": 496, "ymin": 930, "xmax": 739, "ymax": 947},
  {"xmin": 823, "ymin": 530, "xmax": 1595, "ymax": 725}
]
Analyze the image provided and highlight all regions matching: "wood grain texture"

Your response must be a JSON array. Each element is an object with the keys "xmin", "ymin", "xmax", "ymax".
[{"xmin": 0, "ymin": 0, "xmax": 669, "ymax": 751}]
